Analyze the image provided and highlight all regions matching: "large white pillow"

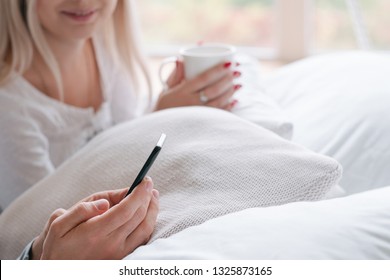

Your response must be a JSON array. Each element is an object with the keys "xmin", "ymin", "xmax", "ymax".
[
  {"xmin": 0, "ymin": 107, "xmax": 341, "ymax": 259},
  {"xmin": 232, "ymin": 54, "xmax": 293, "ymax": 140},
  {"xmin": 264, "ymin": 51, "xmax": 390, "ymax": 194},
  {"xmin": 128, "ymin": 186, "xmax": 390, "ymax": 260}
]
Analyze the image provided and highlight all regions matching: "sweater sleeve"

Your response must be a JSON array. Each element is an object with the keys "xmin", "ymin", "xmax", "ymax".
[
  {"xmin": 0, "ymin": 98, "xmax": 55, "ymax": 211},
  {"xmin": 17, "ymin": 240, "xmax": 34, "ymax": 260}
]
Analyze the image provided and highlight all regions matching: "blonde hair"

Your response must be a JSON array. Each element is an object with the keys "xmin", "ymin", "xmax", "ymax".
[{"xmin": 0, "ymin": 0, "xmax": 152, "ymax": 101}]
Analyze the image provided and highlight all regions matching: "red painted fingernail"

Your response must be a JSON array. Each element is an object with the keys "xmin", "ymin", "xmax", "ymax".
[
  {"xmin": 234, "ymin": 84, "xmax": 242, "ymax": 91},
  {"xmin": 230, "ymin": 99, "xmax": 239, "ymax": 109},
  {"xmin": 233, "ymin": 71, "xmax": 241, "ymax": 77},
  {"xmin": 224, "ymin": 62, "xmax": 232, "ymax": 68},
  {"xmin": 235, "ymin": 62, "xmax": 241, "ymax": 67}
]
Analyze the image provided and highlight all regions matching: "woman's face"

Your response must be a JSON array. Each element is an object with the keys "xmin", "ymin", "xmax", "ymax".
[{"xmin": 36, "ymin": 0, "xmax": 118, "ymax": 41}]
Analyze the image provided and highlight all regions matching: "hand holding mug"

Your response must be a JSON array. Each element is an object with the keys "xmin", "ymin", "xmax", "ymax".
[{"xmin": 155, "ymin": 44, "xmax": 242, "ymax": 111}]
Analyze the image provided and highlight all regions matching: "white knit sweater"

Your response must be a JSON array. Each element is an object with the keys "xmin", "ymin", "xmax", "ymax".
[{"xmin": 0, "ymin": 37, "xmax": 145, "ymax": 211}]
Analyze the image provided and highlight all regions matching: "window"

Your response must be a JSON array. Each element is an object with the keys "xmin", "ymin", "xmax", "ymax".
[
  {"xmin": 138, "ymin": 0, "xmax": 390, "ymax": 61},
  {"xmin": 313, "ymin": 0, "xmax": 390, "ymax": 51},
  {"xmin": 313, "ymin": 0, "xmax": 357, "ymax": 50},
  {"xmin": 138, "ymin": 0, "xmax": 276, "ymax": 58}
]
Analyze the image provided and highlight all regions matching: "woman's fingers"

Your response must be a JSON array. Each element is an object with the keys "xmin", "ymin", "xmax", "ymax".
[
  {"xmin": 185, "ymin": 61, "xmax": 233, "ymax": 93},
  {"xmin": 166, "ymin": 60, "xmax": 185, "ymax": 88},
  {"xmin": 205, "ymin": 84, "xmax": 241, "ymax": 108},
  {"xmin": 41, "ymin": 208, "xmax": 67, "ymax": 240},
  {"xmin": 40, "ymin": 178, "xmax": 159, "ymax": 260},
  {"xmin": 94, "ymin": 177, "xmax": 154, "ymax": 235},
  {"xmin": 200, "ymin": 73, "xmax": 235, "ymax": 101},
  {"xmin": 187, "ymin": 63, "xmax": 241, "ymax": 108},
  {"xmin": 114, "ymin": 197, "xmax": 150, "ymax": 237},
  {"xmin": 155, "ymin": 61, "xmax": 242, "ymax": 110},
  {"xmin": 49, "ymin": 199, "xmax": 110, "ymax": 237},
  {"xmin": 123, "ymin": 189, "xmax": 160, "ymax": 253},
  {"xmin": 31, "ymin": 208, "xmax": 66, "ymax": 259},
  {"xmin": 46, "ymin": 208, "xmax": 67, "ymax": 231},
  {"xmin": 206, "ymin": 88, "xmax": 234, "ymax": 108},
  {"xmin": 81, "ymin": 187, "xmax": 129, "ymax": 207}
]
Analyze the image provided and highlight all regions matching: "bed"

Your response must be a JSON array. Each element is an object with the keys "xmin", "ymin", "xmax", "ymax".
[{"xmin": 1, "ymin": 51, "xmax": 390, "ymax": 260}]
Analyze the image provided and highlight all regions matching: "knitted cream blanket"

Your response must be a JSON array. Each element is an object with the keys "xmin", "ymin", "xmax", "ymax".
[{"xmin": 0, "ymin": 107, "xmax": 341, "ymax": 259}]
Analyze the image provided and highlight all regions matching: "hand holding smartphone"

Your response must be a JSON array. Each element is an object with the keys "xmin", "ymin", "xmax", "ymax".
[{"xmin": 125, "ymin": 133, "xmax": 166, "ymax": 197}]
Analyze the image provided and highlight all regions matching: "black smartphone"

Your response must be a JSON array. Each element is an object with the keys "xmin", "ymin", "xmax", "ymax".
[{"xmin": 125, "ymin": 133, "xmax": 166, "ymax": 197}]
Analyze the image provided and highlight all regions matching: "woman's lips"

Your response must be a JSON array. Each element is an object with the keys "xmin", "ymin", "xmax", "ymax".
[{"xmin": 61, "ymin": 9, "xmax": 97, "ymax": 23}]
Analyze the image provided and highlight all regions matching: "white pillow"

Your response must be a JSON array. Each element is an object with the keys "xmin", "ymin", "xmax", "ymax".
[
  {"xmin": 0, "ymin": 107, "xmax": 341, "ymax": 259},
  {"xmin": 264, "ymin": 51, "xmax": 390, "ymax": 194},
  {"xmin": 128, "ymin": 186, "xmax": 390, "ymax": 260},
  {"xmin": 232, "ymin": 54, "xmax": 293, "ymax": 140}
]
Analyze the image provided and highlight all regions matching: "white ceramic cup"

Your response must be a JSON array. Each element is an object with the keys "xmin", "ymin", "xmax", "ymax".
[{"xmin": 159, "ymin": 43, "xmax": 236, "ymax": 91}]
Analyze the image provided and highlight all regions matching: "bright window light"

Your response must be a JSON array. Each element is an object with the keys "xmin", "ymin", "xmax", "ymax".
[
  {"xmin": 312, "ymin": 0, "xmax": 390, "ymax": 51},
  {"xmin": 138, "ymin": 0, "xmax": 276, "ymax": 56},
  {"xmin": 138, "ymin": 0, "xmax": 389, "ymax": 61}
]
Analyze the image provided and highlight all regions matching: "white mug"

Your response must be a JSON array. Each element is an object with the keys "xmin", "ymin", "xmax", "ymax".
[{"xmin": 159, "ymin": 43, "xmax": 236, "ymax": 91}]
